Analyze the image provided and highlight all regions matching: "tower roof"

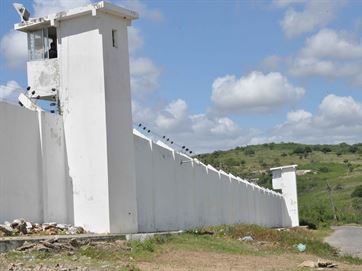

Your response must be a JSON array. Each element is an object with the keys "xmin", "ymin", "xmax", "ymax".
[{"xmin": 14, "ymin": 1, "xmax": 138, "ymax": 32}]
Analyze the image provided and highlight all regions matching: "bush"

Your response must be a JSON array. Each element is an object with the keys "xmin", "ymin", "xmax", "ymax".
[
  {"xmin": 299, "ymin": 218, "xmax": 317, "ymax": 230},
  {"xmin": 244, "ymin": 148, "xmax": 255, "ymax": 156},
  {"xmin": 349, "ymin": 145, "xmax": 359, "ymax": 153},
  {"xmin": 351, "ymin": 185, "xmax": 362, "ymax": 198},
  {"xmin": 352, "ymin": 198, "xmax": 362, "ymax": 212},
  {"xmin": 319, "ymin": 167, "xmax": 329, "ymax": 173}
]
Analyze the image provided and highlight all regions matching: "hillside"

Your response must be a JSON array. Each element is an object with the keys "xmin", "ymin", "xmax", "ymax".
[{"xmin": 196, "ymin": 143, "xmax": 362, "ymax": 228}]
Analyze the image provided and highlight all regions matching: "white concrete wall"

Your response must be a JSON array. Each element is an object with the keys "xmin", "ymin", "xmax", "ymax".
[
  {"xmin": 58, "ymin": 11, "xmax": 138, "ymax": 234},
  {"xmin": 0, "ymin": 103, "xmax": 43, "ymax": 223},
  {"xmin": 272, "ymin": 166, "xmax": 299, "ymax": 227},
  {"xmin": 0, "ymin": 102, "xmax": 71, "ymax": 224},
  {"xmin": 0, "ymin": 101, "xmax": 293, "ymax": 231},
  {"xmin": 133, "ymin": 131, "xmax": 293, "ymax": 232}
]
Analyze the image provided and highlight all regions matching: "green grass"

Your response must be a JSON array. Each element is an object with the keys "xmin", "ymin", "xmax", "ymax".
[
  {"xmin": 4, "ymin": 225, "xmax": 362, "ymax": 269},
  {"xmin": 196, "ymin": 143, "xmax": 362, "ymax": 227}
]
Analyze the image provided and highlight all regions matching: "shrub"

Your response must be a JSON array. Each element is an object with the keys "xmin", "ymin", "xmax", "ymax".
[
  {"xmin": 352, "ymin": 198, "xmax": 362, "ymax": 212},
  {"xmin": 319, "ymin": 167, "xmax": 329, "ymax": 173},
  {"xmin": 351, "ymin": 185, "xmax": 362, "ymax": 198},
  {"xmin": 349, "ymin": 145, "xmax": 359, "ymax": 153},
  {"xmin": 244, "ymin": 148, "xmax": 255, "ymax": 156}
]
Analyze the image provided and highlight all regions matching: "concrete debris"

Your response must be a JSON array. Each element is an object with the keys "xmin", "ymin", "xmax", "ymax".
[
  {"xmin": 299, "ymin": 260, "xmax": 316, "ymax": 268},
  {"xmin": 7, "ymin": 262, "xmax": 89, "ymax": 271},
  {"xmin": 239, "ymin": 235, "xmax": 254, "ymax": 241},
  {"xmin": 16, "ymin": 238, "xmax": 87, "ymax": 253},
  {"xmin": 0, "ymin": 224, "xmax": 14, "ymax": 236},
  {"xmin": 0, "ymin": 219, "xmax": 85, "ymax": 236},
  {"xmin": 299, "ymin": 260, "xmax": 338, "ymax": 269},
  {"xmin": 317, "ymin": 260, "xmax": 338, "ymax": 268}
]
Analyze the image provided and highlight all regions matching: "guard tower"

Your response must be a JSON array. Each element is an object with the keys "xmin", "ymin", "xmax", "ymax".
[
  {"xmin": 270, "ymin": 165, "xmax": 299, "ymax": 227},
  {"xmin": 14, "ymin": 1, "xmax": 139, "ymax": 233}
]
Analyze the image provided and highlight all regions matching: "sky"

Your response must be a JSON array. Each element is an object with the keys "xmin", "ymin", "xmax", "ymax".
[{"xmin": 2, "ymin": 0, "xmax": 362, "ymax": 153}]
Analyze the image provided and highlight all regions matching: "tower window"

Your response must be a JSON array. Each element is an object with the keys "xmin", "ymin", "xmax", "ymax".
[
  {"xmin": 27, "ymin": 26, "xmax": 57, "ymax": 61},
  {"xmin": 112, "ymin": 29, "xmax": 118, "ymax": 48}
]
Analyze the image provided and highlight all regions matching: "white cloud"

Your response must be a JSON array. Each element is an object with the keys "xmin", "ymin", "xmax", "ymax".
[
  {"xmin": 32, "ymin": 0, "xmax": 91, "ymax": 17},
  {"xmin": 210, "ymin": 71, "xmax": 304, "ymax": 114},
  {"xmin": 155, "ymin": 99, "xmax": 190, "ymax": 132},
  {"xmin": 128, "ymin": 26, "xmax": 144, "ymax": 53},
  {"xmin": 261, "ymin": 55, "xmax": 282, "ymax": 71},
  {"xmin": 280, "ymin": 1, "xmax": 342, "ymax": 38},
  {"xmin": 267, "ymin": 94, "xmax": 362, "ymax": 144},
  {"xmin": 0, "ymin": 31, "xmax": 27, "ymax": 69},
  {"xmin": 301, "ymin": 29, "xmax": 362, "ymax": 59},
  {"xmin": 130, "ymin": 57, "xmax": 161, "ymax": 97},
  {"xmin": 0, "ymin": 81, "xmax": 23, "ymax": 103},
  {"xmin": 132, "ymin": 99, "xmax": 259, "ymax": 153},
  {"xmin": 117, "ymin": 0, "xmax": 163, "ymax": 22},
  {"xmin": 273, "ymin": 0, "xmax": 306, "ymax": 8},
  {"xmin": 288, "ymin": 29, "xmax": 362, "ymax": 87},
  {"xmin": 286, "ymin": 109, "xmax": 312, "ymax": 122}
]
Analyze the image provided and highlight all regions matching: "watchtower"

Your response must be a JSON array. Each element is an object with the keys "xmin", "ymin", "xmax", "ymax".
[{"xmin": 14, "ymin": 1, "xmax": 139, "ymax": 233}]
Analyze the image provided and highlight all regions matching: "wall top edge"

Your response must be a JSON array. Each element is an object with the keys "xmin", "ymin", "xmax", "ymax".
[
  {"xmin": 133, "ymin": 130, "xmax": 283, "ymax": 196},
  {"xmin": 270, "ymin": 164, "xmax": 297, "ymax": 171}
]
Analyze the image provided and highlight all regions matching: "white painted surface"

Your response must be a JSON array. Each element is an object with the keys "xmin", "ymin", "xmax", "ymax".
[
  {"xmin": 3, "ymin": 1, "xmax": 295, "ymax": 233},
  {"xmin": 0, "ymin": 101, "xmax": 292, "ymax": 231},
  {"xmin": 0, "ymin": 102, "xmax": 71, "ymax": 224},
  {"xmin": 57, "ymin": 9, "xmax": 138, "ymax": 233},
  {"xmin": 0, "ymin": 103, "xmax": 43, "ymax": 223},
  {"xmin": 271, "ymin": 165, "xmax": 299, "ymax": 227},
  {"xmin": 27, "ymin": 59, "xmax": 59, "ymax": 98},
  {"xmin": 133, "ymin": 131, "xmax": 292, "ymax": 231}
]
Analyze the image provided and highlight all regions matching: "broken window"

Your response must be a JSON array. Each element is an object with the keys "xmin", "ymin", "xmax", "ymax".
[{"xmin": 27, "ymin": 26, "xmax": 57, "ymax": 61}]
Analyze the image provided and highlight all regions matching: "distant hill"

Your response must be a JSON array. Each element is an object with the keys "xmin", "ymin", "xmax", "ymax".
[{"xmin": 196, "ymin": 142, "xmax": 362, "ymax": 228}]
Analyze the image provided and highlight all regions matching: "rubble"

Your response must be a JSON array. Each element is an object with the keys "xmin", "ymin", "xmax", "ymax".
[
  {"xmin": 299, "ymin": 260, "xmax": 338, "ymax": 269},
  {"xmin": 0, "ymin": 219, "xmax": 86, "ymax": 237},
  {"xmin": 16, "ymin": 237, "xmax": 88, "ymax": 253}
]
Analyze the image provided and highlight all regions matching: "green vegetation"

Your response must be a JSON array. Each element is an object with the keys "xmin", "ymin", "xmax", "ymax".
[
  {"xmin": 196, "ymin": 143, "xmax": 362, "ymax": 228},
  {"xmin": 351, "ymin": 185, "xmax": 362, "ymax": 198},
  {"xmin": 3, "ymin": 225, "xmax": 361, "ymax": 270}
]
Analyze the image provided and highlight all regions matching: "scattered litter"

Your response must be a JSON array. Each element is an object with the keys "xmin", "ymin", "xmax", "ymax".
[
  {"xmin": 299, "ymin": 260, "xmax": 316, "ymax": 268},
  {"xmin": 0, "ymin": 219, "xmax": 86, "ymax": 236},
  {"xmin": 190, "ymin": 229, "xmax": 214, "ymax": 235},
  {"xmin": 276, "ymin": 228, "xmax": 289, "ymax": 232},
  {"xmin": 294, "ymin": 243, "xmax": 306, "ymax": 252},
  {"xmin": 299, "ymin": 260, "xmax": 337, "ymax": 269},
  {"xmin": 239, "ymin": 235, "xmax": 254, "ymax": 241},
  {"xmin": 317, "ymin": 260, "xmax": 338, "ymax": 269}
]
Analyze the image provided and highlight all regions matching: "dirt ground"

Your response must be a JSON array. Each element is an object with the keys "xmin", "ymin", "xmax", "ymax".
[{"xmin": 137, "ymin": 250, "xmax": 362, "ymax": 271}]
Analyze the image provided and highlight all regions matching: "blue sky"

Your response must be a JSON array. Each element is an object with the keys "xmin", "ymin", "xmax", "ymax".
[{"xmin": 2, "ymin": 0, "xmax": 362, "ymax": 153}]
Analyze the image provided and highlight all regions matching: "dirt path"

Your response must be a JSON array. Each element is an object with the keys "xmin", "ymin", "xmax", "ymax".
[
  {"xmin": 325, "ymin": 226, "xmax": 362, "ymax": 259},
  {"xmin": 137, "ymin": 250, "xmax": 361, "ymax": 271}
]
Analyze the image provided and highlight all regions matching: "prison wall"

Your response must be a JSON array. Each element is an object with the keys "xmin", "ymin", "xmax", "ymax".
[
  {"xmin": 0, "ymin": 102, "xmax": 292, "ymax": 231},
  {"xmin": 133, "ymin": 130, "xmax": 292, "ymax": 232},
  {"xmin": 0, "ymin": 102, "xmax": 71, "ymax": 224}
]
